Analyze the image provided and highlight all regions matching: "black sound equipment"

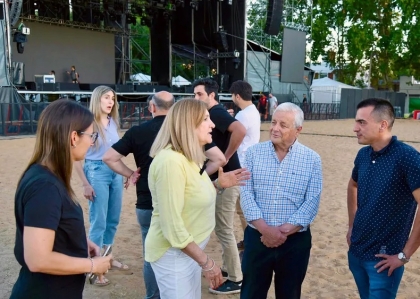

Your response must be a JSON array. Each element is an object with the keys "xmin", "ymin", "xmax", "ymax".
[
  {"xmin": 214, "ymin": 30, "xmax": 229, "ymax": 52},
  {"xmin": 264, "ymin": 0, "xmax": 284, "ymax": 35},
  {"xmin": 55, "ymin": 82, "xmax": 80, "ymax": 91}
]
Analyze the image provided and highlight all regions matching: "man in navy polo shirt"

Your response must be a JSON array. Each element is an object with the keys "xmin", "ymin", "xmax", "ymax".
[{"xmin": 347, "ymin": 98, "xmax": 420, "ymax": 299}]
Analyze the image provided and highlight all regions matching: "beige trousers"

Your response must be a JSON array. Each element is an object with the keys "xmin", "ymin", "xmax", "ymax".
[
  {"xmin": 215, "ymin": 186, "xmax": 243, "ymax": 282},
  {"xmin": 236, "ymin": 197, "xmax": 248, "ymax": 232}
]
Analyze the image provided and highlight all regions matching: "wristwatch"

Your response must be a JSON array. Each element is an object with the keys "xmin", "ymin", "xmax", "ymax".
[{"xmin": 397, "ymin": 252, "xmax": 410, "ymax": 264}]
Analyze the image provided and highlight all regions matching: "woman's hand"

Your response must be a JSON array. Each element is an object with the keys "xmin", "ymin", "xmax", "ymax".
[
  {"xmin": 83, "ymin": 184, "xmax": 96, "ymax": 201},
  {"xmin": 92, "ymin": 254, "xmax": 113, "ymax": 275},
  {"xmin": 202, "ymin": 260, "xmax": 223, "ymax": 290},
  {"xmin": 217, "ymin": 167, "xmax": 251, "ymax": 189},
  {"xmin": 87, "ymin": 239, "xmax": 100, "ymax": 257}
]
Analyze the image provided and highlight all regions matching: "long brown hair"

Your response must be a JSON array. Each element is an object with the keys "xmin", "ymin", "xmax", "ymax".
[
  {"xmin": 19, "ymin": 99, "xmax": 94, "ymax": 202},
  {"xmin": 150, "ymin": 98, "xmax": 208, "ymax": 165},
  {"xmin": 89, "ymin": 85, "xmax": 120, "ymax": 150}
]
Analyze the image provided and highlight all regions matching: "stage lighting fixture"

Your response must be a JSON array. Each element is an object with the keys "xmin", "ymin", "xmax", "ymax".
[
  {"xmin": 109, "ymin": 12, "xmax": 116, "ymax": 21},
  {"xmin": 127, "ymin": 14, "xmax": 136, "ymax": 25},
  {"xmin": 163, "ymin": 11, "xmax": 172, "ymax": 20},
  {"xmin": 190, "ymin": 1, "xmax": 199, "ymax": 10},
  {"xmin": 175, "ymin": 0, "xmax": 184, "ymax": 7},
  {"xmin": 114, "ymin": 0, "xmax": 123, "ymax": 11},
  {"xmin": 141, "ymin": 17, "xmax": 152, "ymax": 27},
  {"xmin": 233, "ymin": 57, "xmax": 241, "ymax": 70}
]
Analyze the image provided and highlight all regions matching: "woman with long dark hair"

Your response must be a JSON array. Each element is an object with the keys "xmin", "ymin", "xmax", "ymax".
[{"xmin": 10, "ymin": 99, "xmax": 112, "ymax": 299}]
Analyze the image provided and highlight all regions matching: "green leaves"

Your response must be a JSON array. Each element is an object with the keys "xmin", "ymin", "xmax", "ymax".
[{"xmin": 311, "ymin": 0, "xmax": 420, "ymax": 89}]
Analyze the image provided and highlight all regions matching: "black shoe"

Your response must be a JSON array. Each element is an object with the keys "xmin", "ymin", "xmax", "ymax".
[
  {"xmin": 221, "ymin": 270, "xmax": 228, "ymax": 278},
  {"xmin": 209, "ymin": 280, "xmax": 242, "ymax": 295}
]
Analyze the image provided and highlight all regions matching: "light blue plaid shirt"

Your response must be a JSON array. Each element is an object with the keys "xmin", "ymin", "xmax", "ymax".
[{"xmin": 240, "ymin": 140, "xmax": 322, "ymax": 231}]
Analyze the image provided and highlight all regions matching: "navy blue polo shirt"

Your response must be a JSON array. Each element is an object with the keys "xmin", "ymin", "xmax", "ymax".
[{"xmin": 350, "ymin": 136, "xmax": 420, "ymax": 261}]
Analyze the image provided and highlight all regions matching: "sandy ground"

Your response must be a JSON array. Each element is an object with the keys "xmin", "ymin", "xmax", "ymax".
[{"xmin": 1, "ymin": 119, "xmax": 420, "ymax": 299}]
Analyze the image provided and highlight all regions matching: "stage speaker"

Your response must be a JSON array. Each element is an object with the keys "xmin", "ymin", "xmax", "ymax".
[
  {"xmin": 264, "ymin": 0, "xmax": 284, "ymax": 35},
  {"xmin": 214, "ymin": 30, "xmax": 229, "ymax": 52},
  {"xmin": 115, "ymin": 84, "xmax": 134, "ymax": 92},
  {"xmin": 219, "ymin": 74, "xmax": 230, "ymax": 92},
  {"xmin": 55, "ymin": 82, "xmax": 80, "ymax": 91},
  {"xmin": 12, "ymin": 62, "xmax": 25, "ymax": 87},
  {"xmin": 43, "ymin": 83, "xmax": 55, "ymax": 91},
  {"xmin": 79, "ymin": 83, "xmax": 91, "ymax": 91},
  {"xmin": 25, "ymin": 81, "xmax": 36, "ymax": 91},
  {"xmin": 185, "ymin": 86, "xmax": 194, "ymax": 94}
]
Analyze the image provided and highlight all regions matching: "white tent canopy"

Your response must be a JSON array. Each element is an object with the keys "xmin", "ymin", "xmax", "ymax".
[
  {"xmin": 130, "ymin": 73, "xmax": 191, "ymax": 87},
  {"xmin": 310, "ymin": 77, "xmax": 359, "ymax": 104},
  {"xmin": 172, "ymin": 75, "xmax": 191, "ymax": 87},
  {"xmin": 131, "ymin": 73, "xmax": 151, "ymax": 83}
]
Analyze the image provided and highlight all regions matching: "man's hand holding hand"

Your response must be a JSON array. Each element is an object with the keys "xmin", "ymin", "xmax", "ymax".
[{"xmin": 260, "ymin": 226, "xmax": 287, "ymax": 248}]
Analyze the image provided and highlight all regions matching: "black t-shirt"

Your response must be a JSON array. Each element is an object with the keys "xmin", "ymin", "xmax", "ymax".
[
  {"xmin": 208, "ymin": 104, "xmax": 241, "ymax": 180},
  {"xmin": 11, "ymin": 164, "xmax": 88, "ymax": 299},
  {"xmin": 112, "ymin": 115, "xmax": 166, "ymax": 210}
]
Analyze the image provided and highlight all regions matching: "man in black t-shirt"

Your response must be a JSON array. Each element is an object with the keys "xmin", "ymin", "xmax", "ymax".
[
  {"xmin": 193, "ymin": 78, "xmax": 246, "ymax": 295},
  {"xmin": 103, "ymin": 91, "xmax": 226, "ymax": 298}
]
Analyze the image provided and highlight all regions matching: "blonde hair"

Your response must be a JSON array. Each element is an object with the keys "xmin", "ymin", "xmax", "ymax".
[
  {"xmin": 150, "ymin": 98, "xmax": 207, "ymax": 165},
  {"xmin": 89, "ymin": 86, "xmax": 120, "ymax": 149},
  {"xmin": 19, "ymin": 99, "xmax": 94, "ymax": 203}
]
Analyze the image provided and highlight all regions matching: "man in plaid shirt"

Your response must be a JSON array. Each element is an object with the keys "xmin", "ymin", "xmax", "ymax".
[{"xmin": 240, "ymin": 102, "xmax": 323, "ymax": 299}]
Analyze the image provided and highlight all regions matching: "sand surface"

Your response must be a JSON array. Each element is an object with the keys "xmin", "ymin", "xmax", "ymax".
[{"xmin": 1, "ymin": 119, "xmax": 420, "ymax": 299}]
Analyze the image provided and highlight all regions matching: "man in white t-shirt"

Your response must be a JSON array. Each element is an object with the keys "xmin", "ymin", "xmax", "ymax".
[
  {"xmin": 229, "ymin": 80, "xmax": 261, "ymax": 252},
  {"xmin": 268, "ymin": 93, "xmax": 278, "ymax": 120}
]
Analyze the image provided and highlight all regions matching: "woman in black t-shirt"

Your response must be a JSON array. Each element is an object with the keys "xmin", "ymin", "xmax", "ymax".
[{"xmin": 10, "ymin": 100, "xmax": 112, "ymax": 299}]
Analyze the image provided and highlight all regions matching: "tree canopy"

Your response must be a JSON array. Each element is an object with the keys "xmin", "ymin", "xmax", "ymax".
[
  {"xmin": 246, "ymin": 0, "xmax": 420, "ymax": 89},
  {"xmin": 311, "ymin": 0, "xmax": 420, "ymax": 89}
]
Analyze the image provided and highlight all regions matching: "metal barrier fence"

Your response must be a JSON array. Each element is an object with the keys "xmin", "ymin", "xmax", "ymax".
[
  {"xmin": 0, "ymin": 101, "xmax": 152, "ymax": 136},
  {"xmin": 222, "ymin": 102, "xmax": 341, "ymax": 121},
  {"xmin": 301, "ymin": 103, "xmax": 341, "ymax": 120},
  {"xmin": 0, "ymin": 101, "xmax": 341, "ymax": 136}
]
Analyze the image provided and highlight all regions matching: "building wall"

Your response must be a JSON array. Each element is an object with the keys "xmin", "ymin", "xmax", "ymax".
[{"xmin": 13, "ymin": 21, "xmax": 115, "ymax": 84}]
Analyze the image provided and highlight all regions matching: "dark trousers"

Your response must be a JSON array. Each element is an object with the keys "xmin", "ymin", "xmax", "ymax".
[{"xmin": 240, "ymin": 226, "xmax": 312, "ymax": 299}]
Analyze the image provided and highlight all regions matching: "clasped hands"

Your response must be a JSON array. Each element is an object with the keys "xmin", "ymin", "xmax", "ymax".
[{"xmin": 260, "ymin": 223, "xmax": 296, "ymax": 248}]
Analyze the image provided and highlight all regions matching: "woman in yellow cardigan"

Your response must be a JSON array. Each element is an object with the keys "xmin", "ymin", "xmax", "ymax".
[{"xmin": 145, "ymin": 98, "xmax": 250, "ymax": 299}]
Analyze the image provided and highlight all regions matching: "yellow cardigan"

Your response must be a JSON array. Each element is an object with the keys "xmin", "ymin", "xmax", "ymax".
[{"xmin": 145, "ymin": 147, "xmax": 216, "ymax": 262}]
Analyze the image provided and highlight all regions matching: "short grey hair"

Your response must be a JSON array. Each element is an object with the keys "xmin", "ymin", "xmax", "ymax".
[{"xmin": 274, "ymin": 102, "xmax": 304, "ymax": 128}]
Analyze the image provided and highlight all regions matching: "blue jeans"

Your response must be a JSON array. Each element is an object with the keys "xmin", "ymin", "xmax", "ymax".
[
  {"xmin": 348, "ymin": 251, "xmax": 404, "ymax": 299},
  {"xmin": 84, "ymin": 160, "xmax": 123, "ymax": 248},
  {"xmin": 136, "ymin": 208, "xmax": 160, "ymax": 299}
]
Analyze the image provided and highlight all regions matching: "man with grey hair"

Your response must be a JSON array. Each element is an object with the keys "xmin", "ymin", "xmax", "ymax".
[
  {"xmin": 103, "ymin": 91, "xmax": 226, "ymax": 299},
  {"xmin": 240, "ymin": 102, "xmax": 323, "ymax": 299}
]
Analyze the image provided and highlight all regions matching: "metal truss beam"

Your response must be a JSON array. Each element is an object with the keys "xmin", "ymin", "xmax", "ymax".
[{"xmin": 20, "ymin": 14, "xmax": 123, "ymax": 34}]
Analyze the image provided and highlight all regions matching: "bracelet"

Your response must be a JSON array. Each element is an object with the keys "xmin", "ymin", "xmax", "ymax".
[
  {"xmin": 88, "ymin": 257, "xmax": 94, "ymax": 276},
  {"xmin": 198, "ymin": 255, "xmax": 209, "ymax": 268},
  {"xmin": 202, "ymin": 258, "xmax": 215, "ymax": 272},
  {"xmin": 214, "ymin": 179, "xmax": 225, "ymax": 195}
]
